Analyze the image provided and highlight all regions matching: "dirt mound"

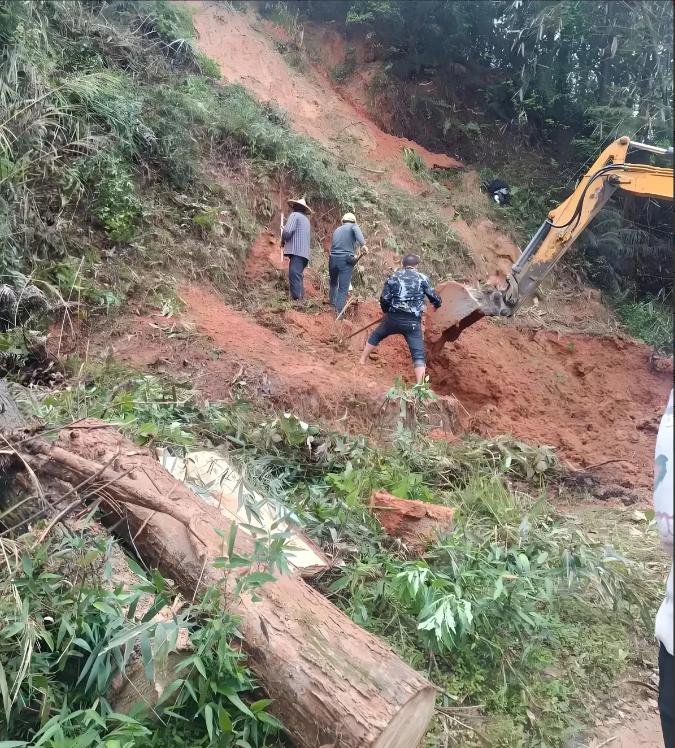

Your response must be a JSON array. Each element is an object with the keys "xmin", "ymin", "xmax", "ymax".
[
  {"xmin": 428, "ymin": 318, "xmax": 671, "ymax": 492},
  {"xmin": 190, "ymin": 3, "xmax": 460, "ymax": 193}
]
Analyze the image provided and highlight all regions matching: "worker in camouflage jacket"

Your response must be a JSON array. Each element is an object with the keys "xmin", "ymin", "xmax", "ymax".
[{"xmin": 360, "ymin": 254, "xmax": 442, "ymax": 384}]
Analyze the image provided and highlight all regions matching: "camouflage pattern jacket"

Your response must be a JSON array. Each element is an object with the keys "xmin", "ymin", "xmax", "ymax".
[{"xmin": 379, "ymin": 268, "xmax": 442, "ymax": 318}]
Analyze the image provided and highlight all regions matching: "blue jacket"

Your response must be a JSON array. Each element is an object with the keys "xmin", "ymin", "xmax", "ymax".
[{"xmin": 330, "ymin": 223, "xmax": 365, "ymax": 256}]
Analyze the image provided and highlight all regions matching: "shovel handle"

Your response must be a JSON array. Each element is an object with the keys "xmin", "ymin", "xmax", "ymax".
[
  {"xmin": 280, "ymin": 212, "xmax": 285, "ymax": 262},
  {"xmin": 345, "ymin": 316, "xmax": 382, "ymax": 339}
]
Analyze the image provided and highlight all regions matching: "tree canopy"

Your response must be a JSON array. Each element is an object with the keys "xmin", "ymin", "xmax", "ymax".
[{"xmin": 287, "ymin": 0, "xmax": 673, "ymax": 155}]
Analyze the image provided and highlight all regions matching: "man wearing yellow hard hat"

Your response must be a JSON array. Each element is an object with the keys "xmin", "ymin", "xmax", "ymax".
[{"xmin": 328, "ymin": 212, "xmax": 368, "ymax": 314}]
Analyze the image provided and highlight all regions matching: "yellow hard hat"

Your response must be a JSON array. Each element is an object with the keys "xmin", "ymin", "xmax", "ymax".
[{"xmin": 342, "ymin": 212, "xmax": 356, "ymax": 223}]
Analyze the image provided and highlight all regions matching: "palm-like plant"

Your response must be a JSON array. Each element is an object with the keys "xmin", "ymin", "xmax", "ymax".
[{"xmin": 578, "ymin": 204, "xmax": 670, "ymax": 294}]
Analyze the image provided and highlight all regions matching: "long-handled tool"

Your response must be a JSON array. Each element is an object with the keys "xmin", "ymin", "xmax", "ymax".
[
  {"xmin": 279, "ymin": 211, "xmax": 285, "ymax": 263},
  {"xmin": 335, "ymin": 296, "xmax": 355, "ymax": 322},
  {"xmin": 345, "ymin": 315, "xmax": 382, "ymax": 339}
]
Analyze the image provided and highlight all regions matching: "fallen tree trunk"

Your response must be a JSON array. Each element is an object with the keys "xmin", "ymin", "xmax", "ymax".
[
  {"xmin": 158, "ymin": 447, "xmax": 330, "ymax": 577},
  {"xmin": 13, "ymin": 421, "xmax": 436, "ymax": 748}
]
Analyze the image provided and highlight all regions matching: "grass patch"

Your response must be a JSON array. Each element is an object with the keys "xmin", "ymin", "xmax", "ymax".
[
  {"xmin": 613, "ymin": 292, "xmax": 672, "ymax": 353},
  {"xmin": 403, "ymin": 146, "xmax": 428, "ymax": 177},
  {"xmin": 380, "ymin": 190, "xmax": 473, "ymax": 282}
]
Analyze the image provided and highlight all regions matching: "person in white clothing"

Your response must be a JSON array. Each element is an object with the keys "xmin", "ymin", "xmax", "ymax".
[{"xmin": 654, "ymin": 389, "xmax": 673, "ymax": 748}]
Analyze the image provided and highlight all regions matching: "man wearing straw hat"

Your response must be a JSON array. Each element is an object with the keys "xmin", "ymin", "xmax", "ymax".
[{"xmin": 281, "ymin": 196, "xmax": 312, "ymax": 301}]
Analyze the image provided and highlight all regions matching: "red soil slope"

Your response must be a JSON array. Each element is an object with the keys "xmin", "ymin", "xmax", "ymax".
[
  {"xmin": 82, "ymin": 3, "xmax": 670, "ymax": 500},
  {"xmin": 190, "ymin": 2, "xmax": 460, "ymax": 193},
  {"xmin": 91, "ymin": 284, "xmax": 671, "ymax": 495}
]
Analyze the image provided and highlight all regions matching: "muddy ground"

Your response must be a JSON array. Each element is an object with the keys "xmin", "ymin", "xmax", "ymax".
[{"xmin": 75, "ymin": 277, "xmax": 671, "ymax": 498}]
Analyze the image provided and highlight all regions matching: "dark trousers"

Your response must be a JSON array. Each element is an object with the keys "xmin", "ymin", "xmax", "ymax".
[
  {"xmin": 328, "ymin": 254, "xmax": 354, "ymax": 313},
  {"xmin": 660, "ymin": 644, "xmax": 674, "ymax": 748},
  {"xmin": 286, "ymin": 254, "xmax": 308, "ymax": 300},
  {"xmin": 367, "ymin": 312, "xmax": 426, "ymax": 366}
]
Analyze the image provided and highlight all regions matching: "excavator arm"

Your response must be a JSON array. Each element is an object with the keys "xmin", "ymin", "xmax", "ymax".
[
  {"xmin": 427, "ymin": 137, "xmax": 673, "ymax": 351},
  {"xmin": 503, "ymin": 136, "xmax": 673, "ymax": 313}
]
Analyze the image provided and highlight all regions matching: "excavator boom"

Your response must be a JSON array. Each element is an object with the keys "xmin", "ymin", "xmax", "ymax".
[{"xmin": 426, "ymin": 137, "xmax": 673, "ymax": 353}]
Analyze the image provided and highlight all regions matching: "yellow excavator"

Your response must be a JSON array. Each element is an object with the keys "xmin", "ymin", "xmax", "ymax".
[{"xmin": 426, "ymin": 136, "xmax": 674, "ymax": 352}]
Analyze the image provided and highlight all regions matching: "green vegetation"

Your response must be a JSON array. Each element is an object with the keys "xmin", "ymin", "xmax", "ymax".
[
  {"xmin": 0, "ymin": 530, "xmax": 283, "ymax": 746},
  {"xmin": 0, "ymin": 0, "xmax": 375, "ymax": 300},
  {"xmin": 332, "ymin": 47, "xmax": 357, "ymax": 82},
  {"xmin": 380, "ymin": 191, "xmax": 471, "ymax": 282},
  {"xmin": 614, "ymin": 292, "xmax": 673, "ymax": 353},
  {"xmin": 293, "ymin": 0, "xmax": 673, "ymax": 156},
  {"xmin": 16, "ymin": 368, "xmax": 662, "ymax": 747},
  {"xmin": 402, "ymin": 147, "xmax": 427, "ymax": 177}
]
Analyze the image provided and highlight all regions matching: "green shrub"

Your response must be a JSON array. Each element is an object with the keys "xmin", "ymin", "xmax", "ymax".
[
  {"xmin": 332, "ymin": 47, "xmax": 357, "ymax": 82},
  {"xmin": 0, "ymin": 529, "xmax": 283, "ymax": 746},
  {"xmin": 367, "ymin": 71, "xmax": 389, "ymax": 96},
  {"xmin": 80, "ymin": 152, "xmax": 142, "ymax": 243},
  {"xmin": 402, "ymin": 146, "xmax": 426, "ymax": 175},
  {"xmin": 614, "ymin": 292, "xmax": 673, "ymax": 353},
  {"xmin": 196, "ymin": 50, "xmax": 221, "ymax": 79}
]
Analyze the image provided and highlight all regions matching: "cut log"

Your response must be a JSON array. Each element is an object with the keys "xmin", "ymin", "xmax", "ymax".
[
  {"xmin": 109, "ymin": 600, "xmax": 193, "ymax": 715},
  {"xmin": 370, "ymin": 490, "xmax": 454, "ymax": 552},
  {"xmin": 158, "ymin": 447, "xmax": 330, "ymax": 577},
  {"xmin": 14, "ymin": 421, "xmax": 436, "ymax": 748}
]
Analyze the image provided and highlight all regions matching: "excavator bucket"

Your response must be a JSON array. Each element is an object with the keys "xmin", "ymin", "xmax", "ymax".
[
  {"xmin": 427, "ymin": 281, "xmax": 484, "ymax": 333},
  {"xmin": 425, "ymin": 280, "xmax": 509, "ymax": 357}
]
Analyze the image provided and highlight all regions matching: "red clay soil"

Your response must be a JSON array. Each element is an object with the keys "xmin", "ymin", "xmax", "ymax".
[
  {"xmin": 370, "ymin": 490, "xmax": 455, "ymax": 553},
  {"xmin": 429, "ymin": 317, "xmax": 671, "ymax": 492},
  {"xmin": 277, "ymin": 298, "xmax": 671, "ymax": 493},
  {"xmin": 189, "ymin": 2, "xmax": 460, "ymax": 194},
  {"xmin": 93, "ymin": 284, "xmax": 432, "ymax": 431},
  {"xmin": 88, "ymin": 284, "xmax": 671, "ymax": 496},
  {"xmin": 245, "ymin": 228, "xmax": 287, "ymax": 279}
]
